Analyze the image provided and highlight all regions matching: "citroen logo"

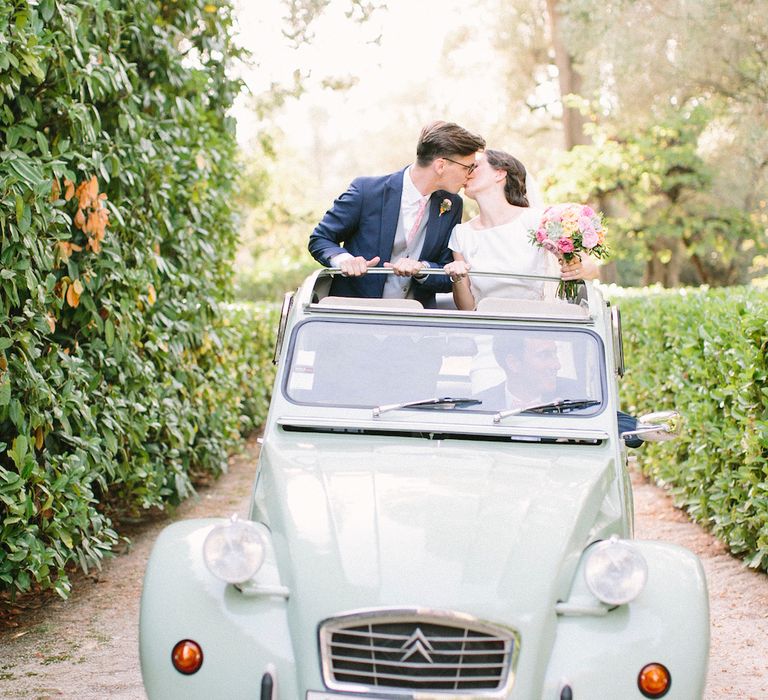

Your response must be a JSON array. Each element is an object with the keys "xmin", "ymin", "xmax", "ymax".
[{"xmin": 399, "ymin": 628, "xmax": 435, "ymax": 663}]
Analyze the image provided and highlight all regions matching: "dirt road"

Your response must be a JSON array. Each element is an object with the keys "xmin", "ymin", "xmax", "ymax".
[{"xmin": 1, "ymin": 438, "xmax": 766, "ymax": 699}]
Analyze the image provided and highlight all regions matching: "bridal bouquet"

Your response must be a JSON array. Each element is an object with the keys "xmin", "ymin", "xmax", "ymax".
[{"xmin": 529, "ymin": 203, "xmax": 610, "ymax": 301}]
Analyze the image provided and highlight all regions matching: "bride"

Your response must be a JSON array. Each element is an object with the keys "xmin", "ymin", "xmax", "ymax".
[{"xmin": 444, "ymin": 149, "xmax": 599, "ymax": 310}]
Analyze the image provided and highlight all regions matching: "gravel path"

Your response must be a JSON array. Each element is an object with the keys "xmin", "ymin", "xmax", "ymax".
[
  {"xmin": 629, "ymin": 459, "xmax": 768, "ymax": 699},
  {"xmin": 1, "ymin": 439, "xmax": 766, "ymax": 699}
]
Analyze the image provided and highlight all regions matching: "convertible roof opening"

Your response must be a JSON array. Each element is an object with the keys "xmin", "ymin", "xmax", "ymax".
[{"xmin": 304, "ymin": 268, "xmax": 595, "ymax": 323}]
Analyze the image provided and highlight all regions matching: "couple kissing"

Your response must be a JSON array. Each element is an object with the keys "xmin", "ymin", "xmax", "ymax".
[{"xmin": 307, "ymin": 120, "xmax": 598, "ymax": 310}]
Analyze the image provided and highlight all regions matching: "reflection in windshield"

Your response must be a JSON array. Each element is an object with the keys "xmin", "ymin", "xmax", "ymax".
[{"xmin": 284, "ymin": 320, "xmax": 604, "ymax": 414}]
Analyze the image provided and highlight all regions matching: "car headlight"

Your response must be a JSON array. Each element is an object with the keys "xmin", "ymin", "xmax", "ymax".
[
  {"xmin": 584, "ymin": 536, "xmax": 648, "ymax": 605},
  {"xmin": 202, "ymin": 516, "xmax": 265, "ymax": 584}
]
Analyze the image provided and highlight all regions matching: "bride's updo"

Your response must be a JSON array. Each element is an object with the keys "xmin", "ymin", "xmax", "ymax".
[{"xmin": 485, "ymin": 149, "xmax": 529, "ymax": 207}]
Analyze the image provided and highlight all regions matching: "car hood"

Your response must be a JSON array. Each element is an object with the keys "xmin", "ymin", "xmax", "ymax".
[{"xmin": 254, "ymin": 432, "xmax": 619, "ymax": 670}]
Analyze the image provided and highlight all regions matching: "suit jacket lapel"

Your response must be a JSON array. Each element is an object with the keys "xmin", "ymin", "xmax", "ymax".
[
  {"xmin": 423, "ymin": 192, "xmax": 448, "ymax": 259},
  {"xmin": 380, "ymin": 169, "xmax": 405, "ymax": 260}
]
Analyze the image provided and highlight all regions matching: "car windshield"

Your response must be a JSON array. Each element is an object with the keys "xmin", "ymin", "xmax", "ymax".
[{"xmin": 284, "ymin": 320, "xmax": 605, "ymax": 415}]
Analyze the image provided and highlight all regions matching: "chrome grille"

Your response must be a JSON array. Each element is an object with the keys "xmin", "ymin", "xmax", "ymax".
[{"xmin": 320, "ymin": 612, "xmax": 516, "ymax": 693}]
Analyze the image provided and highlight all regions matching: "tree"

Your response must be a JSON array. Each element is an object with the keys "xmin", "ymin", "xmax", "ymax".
[
  {"xmin": 543, "ymin": 107, "xmax": 764, "ymax": 286},
  {"xmin": 544, "ymin": 0, "xmax": 590, "ymax": 149},
  {"xmin": 526, "ymin": 0, "xmax": 768, "ymax": 284}
]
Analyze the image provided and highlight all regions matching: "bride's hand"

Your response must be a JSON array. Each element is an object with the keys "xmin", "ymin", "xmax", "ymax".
[
  {"xmin": 560, "ymin": 254, "xmax": 599, "ymax": 281},
  {"xmin": 444, "ymin": 260, "xmax": 471, "ymax": 282}
]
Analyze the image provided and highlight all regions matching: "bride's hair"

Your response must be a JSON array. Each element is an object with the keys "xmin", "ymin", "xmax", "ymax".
[{"xmin": 485, "ymin": 149, "xmax": 529, "ymax": 207}]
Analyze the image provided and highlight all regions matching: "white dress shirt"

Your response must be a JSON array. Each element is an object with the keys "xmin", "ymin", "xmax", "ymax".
[
  {"xmin": 382, "ymin": 167, "xmax": 430, "ymax": 298},
  {"xmin": 400, "ymin": 167, "xmax": 430, "ymax": 242}
]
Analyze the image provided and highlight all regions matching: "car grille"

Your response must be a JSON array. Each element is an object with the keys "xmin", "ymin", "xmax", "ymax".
[{"xmin": 320, "ymin": 612, "xmax": 516, "ymax": 693}]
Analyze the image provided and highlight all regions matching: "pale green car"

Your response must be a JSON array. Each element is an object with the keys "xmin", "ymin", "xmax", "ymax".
[{"xmin": 140, "ymin": 270, "xmax": 709, "ymax": 700}]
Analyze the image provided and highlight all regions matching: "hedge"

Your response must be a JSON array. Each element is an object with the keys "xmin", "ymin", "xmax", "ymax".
[
  {"xmin": 0, "ymin": 0, "xmax": 274, "ymax": 599},
  {"xmin": 614, "ymin": 286, "xmax": 768, "ymax": 571}
]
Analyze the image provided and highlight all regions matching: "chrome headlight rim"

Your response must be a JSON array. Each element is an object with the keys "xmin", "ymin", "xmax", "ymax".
[
  {"xmin": 583, "ymin": 535, "xmax": 648, "ymax": 606},
  {"xmin": 202, "ymin": 515, "xmax": 266, "ymax": 584}
]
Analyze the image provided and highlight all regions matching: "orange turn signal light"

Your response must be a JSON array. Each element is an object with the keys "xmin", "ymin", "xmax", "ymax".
[
  {"xmin": 172, "ymin": 639, "xmax": 204, "ymax": 675},
  {"xmin": 638, "ymin": 662, "xmax": 671, "ymax": 698}
]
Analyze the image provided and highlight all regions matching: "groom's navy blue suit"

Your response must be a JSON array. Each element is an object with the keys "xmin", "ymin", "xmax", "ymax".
[{"xmin": 308, "ymin": 168, "xmax": 460, "ymax": 308}]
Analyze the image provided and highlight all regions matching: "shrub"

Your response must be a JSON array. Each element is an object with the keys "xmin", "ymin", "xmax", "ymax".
[
  {"xmin": 0, "ymin": 1, "xmax": 273, "ymax": 598},
  {"xmin": 613, "ymin": 286, "xmax": 768, "ymax": 571},
  {"xmin": 215, "ymin": 303, "xmax": 279, "ymax": 442}
]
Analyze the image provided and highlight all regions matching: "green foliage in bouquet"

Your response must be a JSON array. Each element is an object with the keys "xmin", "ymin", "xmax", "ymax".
[{"xmin": 0, "ymin": 1, "xmax": 275, "ymax": 599}]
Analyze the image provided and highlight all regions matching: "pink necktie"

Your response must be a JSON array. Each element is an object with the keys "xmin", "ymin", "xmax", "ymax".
[{"xmin": 406, "ymin": 197, "xmax": 428, "ymax": 247}]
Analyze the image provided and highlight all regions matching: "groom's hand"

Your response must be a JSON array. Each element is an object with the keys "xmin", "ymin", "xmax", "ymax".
[
  {"xmin": 340, "ymin": 255, "xmax": 380, "ymax": 277},
  {"xmin": 384, "ymin": 259, "xmax": 427, "ymax": 277}
]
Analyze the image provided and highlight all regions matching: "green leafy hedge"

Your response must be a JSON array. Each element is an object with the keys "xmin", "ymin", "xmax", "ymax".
[
  {"xmin": 615, "ymin": 286, "xmax": 768, "ymax": 571},
  {"xmin": 0, "ymin": 0, "xmax": 276, "ymax": 598}
]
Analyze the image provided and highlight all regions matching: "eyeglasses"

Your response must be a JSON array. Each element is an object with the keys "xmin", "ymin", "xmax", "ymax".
[{"xmin": 443, "ymin": 157, "xmax": 477, "ymax": 175}]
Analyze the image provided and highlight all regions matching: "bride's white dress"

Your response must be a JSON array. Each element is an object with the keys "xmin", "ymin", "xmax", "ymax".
[
  {"xmin": 448, "ymin": 206, "xmax": 559, "ymax": 303},
  {"xmin": 448, "ymin": 203, "xmax": 562, "ymax": 392}
]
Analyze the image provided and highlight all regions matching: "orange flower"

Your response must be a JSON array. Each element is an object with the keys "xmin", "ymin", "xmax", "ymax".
[
  {"xmin": 75, "ymin": 175, "xmax": 99, "ymax": 210},
  {"xmin": 65, "ymin": 279, "xmax": 84, "ymax": 308},
  {"xmin": 56, "ymin": 241, "xmax": 83, "ymax": 262},
  {"xmin": 71, "ymin": 176, "xmax": 109, "ymax": 254}
]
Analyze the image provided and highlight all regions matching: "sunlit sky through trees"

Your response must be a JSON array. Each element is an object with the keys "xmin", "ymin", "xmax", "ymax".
[
  {"xmin": 229, "ymin": 0, "xmax": 553, "ymax": 198},
  {"xmin": 233, "ymin": 1, "xmax": 461, "ymax": 146}
]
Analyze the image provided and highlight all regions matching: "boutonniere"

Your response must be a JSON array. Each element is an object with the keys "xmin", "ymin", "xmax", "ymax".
[{"xmin": 439, "ymin": 198, "xmax": 452, "ymax": 216}]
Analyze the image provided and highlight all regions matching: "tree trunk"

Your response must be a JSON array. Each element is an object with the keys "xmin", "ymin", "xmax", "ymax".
[
  {"xmin": 688, "ymin": 252, "xmax": 710, "ymax": 286},
  {"xmin": 545, "ymin": 0, "xmax": 591, "ymax": 150},
  {"xmin": 644, "ymin": 239, "xmax": 686, "ymax": 287},
  {"xmin": 599, "ymin": 260, "xmax": 618, "ymax": 284},
  {"xmin": 545, "ymin": 1, "xmax": 620, "ymax": 284}
]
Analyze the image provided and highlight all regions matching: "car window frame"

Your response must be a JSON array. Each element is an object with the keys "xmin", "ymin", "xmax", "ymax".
[{"xmin": 280, "ymin": 317, "xmax": 609, "ymax": 419}]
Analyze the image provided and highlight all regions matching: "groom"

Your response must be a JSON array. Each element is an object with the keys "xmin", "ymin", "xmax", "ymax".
[{"xmin": 308, "ymin": 120, "xmax": 486, "ymax": 308}]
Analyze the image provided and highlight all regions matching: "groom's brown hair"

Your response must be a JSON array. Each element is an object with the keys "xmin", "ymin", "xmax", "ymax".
[{"xmin": 416, "ymin": 121, "xmax": 485, "ymax": 165}]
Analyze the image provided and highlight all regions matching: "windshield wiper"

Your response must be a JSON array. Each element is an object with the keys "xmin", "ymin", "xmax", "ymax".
[
  {"xmin": 373, "ymin": 397, "xmax": 482, "ymax": 418},
  {"xmin": 493, "ymin": 398, "xmax": 600, "ymax": 424}
]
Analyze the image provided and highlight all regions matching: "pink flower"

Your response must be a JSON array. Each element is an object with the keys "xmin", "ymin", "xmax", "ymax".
[
  {"xmin": 582, "ymin": 230, "xmax": 599, "ymax": 249},
  {"xmin": 528, "ymin": 201, "xmax": 609, "ymax": 267},
  {"xmin": 545, "ymin": 204, "xmax": 565, "ymax": 220},
  {"xmin": 541, "ymin": 239, "xmax": 560, "ymax": 258}
]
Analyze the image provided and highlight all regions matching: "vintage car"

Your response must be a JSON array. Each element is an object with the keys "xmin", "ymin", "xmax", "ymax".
[{"xmin": 139, "ymin": 269, "xmax": 709, "ymax": 700}]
